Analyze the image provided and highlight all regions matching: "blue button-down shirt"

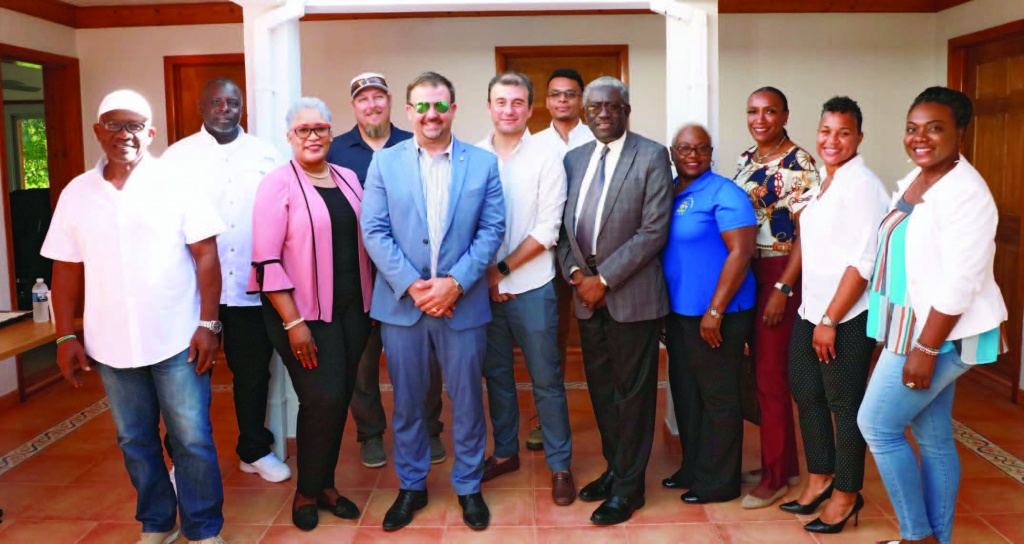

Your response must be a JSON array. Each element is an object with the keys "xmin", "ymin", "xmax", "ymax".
[{"xmin": 326, "ymin": 123, "xmax": 413, "ymax": 186}]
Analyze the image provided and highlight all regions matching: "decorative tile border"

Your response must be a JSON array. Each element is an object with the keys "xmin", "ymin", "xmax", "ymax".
[
  {"xmin": 0, "ymin": 396, "xmax": 110, "ymax": 477},
  {"xmin": 953, "ymin": 419, "xmax": 1024, "ymax": 485},
  {"xmin": 2, "ymin": 381, "xmax": 1021, "ymax": 487}
]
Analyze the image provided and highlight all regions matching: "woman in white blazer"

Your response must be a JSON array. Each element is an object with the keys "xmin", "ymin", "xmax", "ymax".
[{"xmin": 858, "ymin": 87, "xmax": 1008, "ymax": 544}]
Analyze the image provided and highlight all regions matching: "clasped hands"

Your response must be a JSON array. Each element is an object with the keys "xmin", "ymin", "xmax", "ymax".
[
  {"xmin": 570, "ymin": 269, "xmax": 606, "ymax": 310},
  {"xmin": 409, "ymin": 277, "xmax": 460, "ymax": 318}
]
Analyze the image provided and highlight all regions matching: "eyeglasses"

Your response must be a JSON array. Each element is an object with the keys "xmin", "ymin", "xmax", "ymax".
[
  {"xmin": 101, "ymin": 120, "xmax": 147, "ymax": 134},
  {"xmin": 671, "ymin": 144, "xmax": 713, "ymax": 157},
  {"xmin": 410, "ymin": 101, "xmax": 451, "ymax": 114},
  {"xmin": 292, "ymin": 124, "xmax": 331, "ymax": 139},
  {"xmin": 585, "ymin": 102, "xmax": 628, "ymax": 115},
  {"xmin": 547, "ymin": 90, "xmax": 580, "ymax": 99}
]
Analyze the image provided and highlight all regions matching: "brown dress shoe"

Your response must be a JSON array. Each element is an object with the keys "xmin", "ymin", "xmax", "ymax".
[
  {"xmin": 552, "ymin": 471, "xmax": 577, "ymax": 506},
  {"xmin": 481, "ymin": 454, "xmax": 520, "ymax": 483}
]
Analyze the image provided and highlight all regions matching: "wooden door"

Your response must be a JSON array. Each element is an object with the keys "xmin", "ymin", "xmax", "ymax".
[
  {"xmin": 163, "ymin": 54, "xmax": 246, "ymax": 146},
  {"xmin": 496, "ymin": 45, "xmax": 628, "ymax": 135},
  {"xmin": 950, "ymin": 20, "xmax": 1024, "ymax": 403}
]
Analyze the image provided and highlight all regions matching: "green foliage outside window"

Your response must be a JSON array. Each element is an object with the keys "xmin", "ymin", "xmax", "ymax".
[{"xmin": 20, "ymin": 118, "xmax": 49, "ymax": 189}]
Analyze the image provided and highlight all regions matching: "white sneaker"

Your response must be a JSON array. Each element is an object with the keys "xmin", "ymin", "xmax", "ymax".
[
  {"xmin": 239, "ymin": 453, "xmax": 291, "ymax": 482},
  {"xmin": 189, "ymin": 536, "xmax": 226, "ymax": 544},
  {"xmin": 137, "ymin": 525, "xmax": 179, "ymax": 544},
  {"xmin": 168, "ymin": 466, "xmax": 177, "ymax": 496}
]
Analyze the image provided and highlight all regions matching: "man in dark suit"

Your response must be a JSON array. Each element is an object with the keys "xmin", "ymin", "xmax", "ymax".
[{"xmin": 556, "ymin": 76, "xmax": 673, "ymax": 526}]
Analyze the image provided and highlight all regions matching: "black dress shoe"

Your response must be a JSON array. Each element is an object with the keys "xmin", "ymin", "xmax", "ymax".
[
  {"xmin": 317, "ymin": 495, "xmax": 360, "ymax": 519},
  {"xmin": 382, "ymin": 489, "xmax": 428, "ymax": 531},
  {"xmin": 681, "ymin": 490, "xmax": 740, "ymax": 504},
  {"xmin": 292, "ymin": 504, "xmax": 318, "ymax": 531},
  {"xmin": 591, "ymin": 495, "xmax": 644, "ymax": 526},
  {"xmin": 579, "ymin": 471, "xmax": 615, "ymax": 502},
  {"xmin": 661, "ymin": 469, "xmax": 693, "ymax": 489},
  {"xmin": 457, "ymin": 492, "xmax": 490, "ymax": 531},
  {"xmin": 804, "ymin": 493, "xmax": 864, "ymax": 534},
  {"xmin": 779, "ymin": 482, "xmax": 834, "ymax": 515}
]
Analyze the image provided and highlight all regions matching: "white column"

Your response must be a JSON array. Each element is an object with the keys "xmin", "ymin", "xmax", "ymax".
[
  {"xmin": 650, "ymin": 0, "xmax": 719, "ymax": 436},
  {"xmin": 237, "ymin": 0, "xmax": 305, "ymax": 460}
]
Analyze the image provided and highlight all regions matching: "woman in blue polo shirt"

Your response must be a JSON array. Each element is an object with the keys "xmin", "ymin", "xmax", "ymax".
[{"xmin": 662, "ymin": 124, "xmax": 757, "ymax": 504}]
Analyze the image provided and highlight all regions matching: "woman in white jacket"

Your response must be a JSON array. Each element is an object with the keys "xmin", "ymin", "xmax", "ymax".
[{"xmin": 858, "ymin": 87, "xmax": 1008, "ymax": 544}]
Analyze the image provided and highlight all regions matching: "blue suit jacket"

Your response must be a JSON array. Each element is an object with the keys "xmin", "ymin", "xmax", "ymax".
[{"xmin": 361, "ymin": 137, "xmax": 505, "ymax": 330}]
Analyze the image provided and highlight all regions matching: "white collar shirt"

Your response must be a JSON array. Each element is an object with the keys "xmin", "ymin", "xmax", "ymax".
[
  {"xmin": 161, "ymin": 126, "xmax": 282, "ymax": 306},
  {"xmin": 533, "ymin": 120, "xmax": 595, "ymax": 158},
  {"xmin": 40, "ymin": 155, "xmax": 225, "ymax": 368},
  {"xmin": 797, "ymin": 154, "xmax": 890, "ymax": 323},
  {"xmin": 476, "ymin": 132, "xmax": 567, "ymax": 295},
  {"xmin": 574, "ymin": 131, "xmax": 627, "ymax": 257},
  {"xmin": 415, "ymin": 137, "xmax": 454, "ymax": 277}
]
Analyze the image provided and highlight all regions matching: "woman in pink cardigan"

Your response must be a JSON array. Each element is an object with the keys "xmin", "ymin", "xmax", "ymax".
[{"xmin": 247, "ymin": 97, "xmax": 373, "ymax": 532}]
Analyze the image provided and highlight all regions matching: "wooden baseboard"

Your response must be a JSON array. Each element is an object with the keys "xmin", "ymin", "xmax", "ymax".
[{"xmin": 0, "ymin": 388, "xmax": 21, "ymax": 413}]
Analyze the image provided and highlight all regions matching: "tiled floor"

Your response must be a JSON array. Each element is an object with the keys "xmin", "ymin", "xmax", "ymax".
[{"xmin": 0, "ymin": 350, "xmax": 1023, "ymax": 543}]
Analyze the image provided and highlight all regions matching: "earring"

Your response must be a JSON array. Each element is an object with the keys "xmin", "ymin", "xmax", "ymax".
[{"xmin": 710, "ymin": 160, "xmax": 716, "ymax": 167}]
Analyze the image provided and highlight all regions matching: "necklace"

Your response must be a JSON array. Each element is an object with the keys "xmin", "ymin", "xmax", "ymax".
[
  {"xmin": 755, "ymin": 135, "xmax": 788, "ymax": 163},
  {"xmin": 302, "ymin": 168, "xmax": 330, "ymax": 179}
]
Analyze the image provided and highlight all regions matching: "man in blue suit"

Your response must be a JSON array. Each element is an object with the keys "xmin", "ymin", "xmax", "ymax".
[{"xmin": 361, "ymin": 72, "xmax": 505, "ymax": 532}]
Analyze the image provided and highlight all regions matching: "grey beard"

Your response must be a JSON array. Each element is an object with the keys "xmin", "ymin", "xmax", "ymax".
[{"xmin": 364, "ymin": 122, "xmax": 388, "ymax": 139}]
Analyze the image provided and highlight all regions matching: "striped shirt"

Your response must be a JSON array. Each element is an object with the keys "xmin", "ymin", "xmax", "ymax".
[
  {"xmin": 867, "ymin": 197, "xmax": 1008, "ymax": 364},
  {"xmin": 416, "ymin": 138, "xmax": 453, "ymax": 277}
]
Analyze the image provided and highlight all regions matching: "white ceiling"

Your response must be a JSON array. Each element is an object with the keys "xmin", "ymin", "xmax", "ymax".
[{"xmin": 62, "ymin": 0, "xmax": 218, "ymax": 6}]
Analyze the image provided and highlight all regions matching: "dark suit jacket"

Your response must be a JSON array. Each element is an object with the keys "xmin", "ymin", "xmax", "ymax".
[{"xmin": 556, "ymin": 131, "xmax": 673, "ymax": 323}]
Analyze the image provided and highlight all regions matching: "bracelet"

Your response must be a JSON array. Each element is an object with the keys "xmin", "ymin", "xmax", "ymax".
[
  {"xmin": 283, "ymin": 317, "xmax": 305, "ymax": 331},
  {"xmin": 913, "ymin": 340, "xmax": 941, "ymax": 357},
  {"xmin": 55, "ymin": 334, "xmax": 77, "ymax": 346}
]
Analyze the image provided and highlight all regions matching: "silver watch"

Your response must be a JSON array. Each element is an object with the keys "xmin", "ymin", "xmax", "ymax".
[
  {"xmin": 820, "ymin": 315, "xmax": 837, "ymax": 328},
  {"xmin": 199, "ymin": 320, "xmax": 223, "ymax": 334}
]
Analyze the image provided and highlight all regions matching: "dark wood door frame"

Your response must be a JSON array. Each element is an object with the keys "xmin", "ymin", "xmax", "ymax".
[
  {"xmin": 0, "ymin": 42, "xmax": 84, "ymax": 400},
  {"xmin": 948, "ymin": 18, "xmax": 1024, "ymax": 404},
  {"xmin": 495, "ymin": 44, "xmax": 629, "ymax": 85}
]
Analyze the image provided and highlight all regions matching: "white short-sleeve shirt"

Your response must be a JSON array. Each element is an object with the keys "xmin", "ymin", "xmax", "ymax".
[
  {"xmin": 162, "ymin": 126, "xmax": 282, "ymax": 306},
  {"xmin": 476, "ymin": 133, "xmax": 567, "ymax": 295},
  {"xmin": 41, "ymin": 155, "xmax": 225, "ymax": 368},
  {"xmin": 798, "ymin": 154, "xmax": 889, "ymax": 323}
]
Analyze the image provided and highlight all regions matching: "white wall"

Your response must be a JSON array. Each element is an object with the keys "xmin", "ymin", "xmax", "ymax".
[
  {"xmin": 0, "ymin": 8, "xmax": 78, "ymax": 397},
  {"xmin": 718, "ymin": 13, "xmax": 939, "ymax": 189},
  {"xmin": 299, "ymin": 14, "xmax": 667, "ymax": 146},
  {"xmin": 76, "ymin": 24, "xmax": 244, "ymax": 164}
]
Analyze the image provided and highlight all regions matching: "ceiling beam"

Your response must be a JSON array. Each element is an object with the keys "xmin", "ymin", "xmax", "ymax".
[{"xmin": 0, "ymin": 0, "xmax": 982, "ymax": 29}]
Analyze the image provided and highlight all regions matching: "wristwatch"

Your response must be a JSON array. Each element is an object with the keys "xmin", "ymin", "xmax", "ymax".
[
  {"xmin": 820, "ymin": 314, "xmax": 836, "ymax": 328},
  {"xmin": 706, "ymin": 306, "xmax": 723, "ymax": 319},
  {"xmin": 447, "ymin": 274, "xmax": 464, "ymax": 294},
  {"xmin": 199, "ymin": 320, "xmax": 223, "ymax": 334},
  {"xmin": 774, "ymin": 282, "xmax": 793, "ymax": 297},
  {"xmin": 497, "ymin": 260, "xmax": 511, "ymax": 276}
]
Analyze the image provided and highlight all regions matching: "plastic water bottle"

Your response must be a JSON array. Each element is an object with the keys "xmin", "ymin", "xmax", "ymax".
[{"xmin": 32, "ymin": 278, "xmax": 49, "ymax": 323}]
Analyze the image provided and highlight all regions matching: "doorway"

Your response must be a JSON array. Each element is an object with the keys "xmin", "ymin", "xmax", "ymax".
[
  {"xmin": 163, "ymin": 53, "xmax": 247, "ymax": 146},
  {"xmin": 949, "ymin": 19, "xmax": 1024, "ymax": 403},
  {"xmin": 0, "ymin": 43, "xmax": 84, "ymax": 400}
]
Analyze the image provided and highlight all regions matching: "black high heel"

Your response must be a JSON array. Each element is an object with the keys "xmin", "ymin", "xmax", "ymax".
[
  {"xmin": 779, "ymin": 481, "xmax": 834, "ymax": 515},
  {"xmin": 803, "ymin": 492, "xmax": 864, "ymax": 534}
]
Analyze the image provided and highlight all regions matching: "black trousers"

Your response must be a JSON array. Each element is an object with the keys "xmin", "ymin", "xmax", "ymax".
[
  {"xmin": 163, "ymin": 304, "xmax": 276, "ymax": 464},
  {"xmin": 263, "ymin": 301, "xmax": 370, "ymax": 496},
  {"xmin": 578, "ymin": 309, "xmax": 659, "ymax": 500},
  {"xmin": 350, "ymin": 323, "xmax": 444, "ymax": 442},
  {"xmin": 788, "ymin": 312, "xmax": 875, "ymax": 493},
  {"xmin": 666, "ymin": 309, "xmax": 753, "ymax": 500}
]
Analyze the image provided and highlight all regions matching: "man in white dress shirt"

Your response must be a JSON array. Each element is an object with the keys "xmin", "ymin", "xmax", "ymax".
[
  {"xmin": 475, "ymin": 72, "xmax": 575, "ymax": 505},
  {"xmin": 162, "ymin": 78, "xmax": 290, "ymax": 483}
]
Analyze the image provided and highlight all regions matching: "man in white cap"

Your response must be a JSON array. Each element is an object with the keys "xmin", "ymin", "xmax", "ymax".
[
  {"xmin": 42, "ymin": 89, "xmax": 227, "ymax": 544},
  {"xmin": 162, "ymin": 77, "xmax": 290, "ymax": 484},
  {"xmin": 327, "ymin": 72, "xmax": 446, "ymax": 469}
]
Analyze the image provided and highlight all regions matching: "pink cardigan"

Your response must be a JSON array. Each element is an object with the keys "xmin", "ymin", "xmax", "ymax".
[{"xmin": 247, "ymin": 160, "xmax": 373, "ymax": 320}]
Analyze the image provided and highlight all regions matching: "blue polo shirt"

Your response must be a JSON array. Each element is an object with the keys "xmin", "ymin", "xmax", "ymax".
[
  {"xmin": 326, "ymin": 123, "xmax": 412, "ymax": 185},
  {"xmin": 663, "ymin": 169, "xmax": 757, "ymax": 316}
]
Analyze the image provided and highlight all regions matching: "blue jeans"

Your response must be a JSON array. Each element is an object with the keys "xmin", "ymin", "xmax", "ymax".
[
  {"xmin": 858, "ymin": 349, "xmax": 971, "ymax": 544},
  {"xmin": 483, "ymin": 281, "xmax": 572, "ymax": 471},
  {"xmin": 97, "ymin": 348, "xmax": 224, "ymax": 541}
]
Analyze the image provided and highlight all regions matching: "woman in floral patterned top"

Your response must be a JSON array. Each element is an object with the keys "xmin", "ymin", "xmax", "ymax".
[{"xmin": 733, "ymin": 86, "xmax": 819, "ymax": 509}]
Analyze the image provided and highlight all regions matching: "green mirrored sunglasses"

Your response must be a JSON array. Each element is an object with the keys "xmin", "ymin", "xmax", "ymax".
[{"xmin": 410, "ymin": 101, "xmax": 451, "ymax": 114}]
